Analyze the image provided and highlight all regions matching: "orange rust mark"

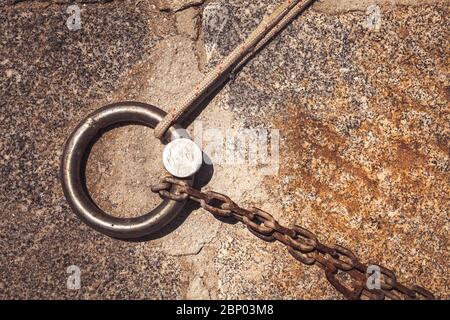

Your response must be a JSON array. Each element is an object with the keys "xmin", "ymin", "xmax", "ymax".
[
  {"xmin": 269, "ymin": 105, "xmax": 380, "ymax": 218},
  {"xmin": 309, "ymin": 141, "xmax": 380, "ymax": 196},
  {"xmin": 281, "ymin": 106, "xmax": 380, "ymax": 196},
  {"xmin": 395, "ymin": 141, "xmax": 426, "ymax": 172},
  {"xmin": 387, "ymin": 83, "xmax": 448, "ymax": 117},
  {"xmin": 292, "ymin": 165, "xmax": 364, "ymax": 216}
]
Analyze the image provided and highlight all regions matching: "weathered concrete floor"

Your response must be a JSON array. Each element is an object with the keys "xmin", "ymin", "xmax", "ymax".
[{"xmin": 0, "ymin": 0, "xmax": 448, "ymax": 299}]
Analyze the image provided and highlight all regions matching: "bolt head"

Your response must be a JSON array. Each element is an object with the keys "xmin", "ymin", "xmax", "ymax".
[{"xmin": 163, "ymin": 138, "xmax": 203, "ymax": 178}]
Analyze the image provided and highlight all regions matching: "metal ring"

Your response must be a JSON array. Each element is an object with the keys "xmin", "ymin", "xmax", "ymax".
[{"xmin": 60, "ymin": 101, "xmax": 194, "ymax": 239}]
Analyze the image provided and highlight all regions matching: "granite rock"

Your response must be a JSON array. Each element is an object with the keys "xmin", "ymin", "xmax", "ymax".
[{"xmin": 0, "ymin": 0, "xmax": 448, "ymax": 299}]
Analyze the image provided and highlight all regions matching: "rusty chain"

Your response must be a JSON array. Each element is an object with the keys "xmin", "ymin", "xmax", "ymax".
[{"xmin": 152, "ymin": 176, "xmax": 436, "ymax": 300}]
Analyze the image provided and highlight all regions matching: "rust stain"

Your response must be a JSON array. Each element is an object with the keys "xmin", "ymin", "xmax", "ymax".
[
  {"xmin": 271, "ymin": 105, "xmax": 381, "ymax": 218},
  {"xmin": 260, "ymin": 8, "xmax": 449, "ymax": 299}
]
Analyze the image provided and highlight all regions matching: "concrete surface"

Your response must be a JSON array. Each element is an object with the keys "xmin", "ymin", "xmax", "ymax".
[{"xmin": 0, "ymin": 0, "xmax": 448, "ymax": 299}]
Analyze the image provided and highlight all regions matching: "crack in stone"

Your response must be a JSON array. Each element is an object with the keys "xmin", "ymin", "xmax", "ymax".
[{"xmin": 167, "ymin": 229, "xmax": 219, "ymax": 257}]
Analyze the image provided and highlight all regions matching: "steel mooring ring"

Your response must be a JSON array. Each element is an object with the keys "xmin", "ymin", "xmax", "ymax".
[{"xmin": 60, "ymin": 101, "xmax": 194, "ymax": 239}]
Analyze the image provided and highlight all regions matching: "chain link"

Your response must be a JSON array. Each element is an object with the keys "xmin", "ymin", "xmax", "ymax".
[{"xmin": 152, "ymin": 176, "xmax": 436, "ymax": 300}]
